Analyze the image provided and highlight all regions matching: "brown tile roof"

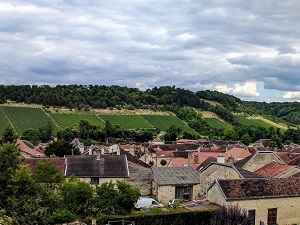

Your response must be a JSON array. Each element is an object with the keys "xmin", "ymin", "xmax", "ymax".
[
  {"xmin": 24, "ymin": 157, "xmax": 66, "ymax": 175},
  {"xmin": 233, "ymin": 154, "xmax": 253, "ymax": 167},
  {"xmin": 217, "ymin": 178, "xmax": 300, "ymax": 200},
  {"xmin": 152, "ymin": 144, "xmax": 200, "ymax": 151},
  {"xmin": 235, "ymin": 167, "xmax": 264, "ymax": 179},
  {"xmin": 277, "ymin": 152, "xmax": 300, "ymax": 164},
  {"xmin": 120, "ymin": 148, "xmax": 151, "ymax": 168},
  {"xmin": 196, "ymin": 156, "xmax": 217, "ymax": 171},
  {"xmin": 254, "ymin": 161, "xmax": 294, "ymax": 178}
]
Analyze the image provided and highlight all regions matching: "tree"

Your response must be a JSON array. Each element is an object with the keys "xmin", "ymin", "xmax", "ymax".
[
  {"xmin": 57, "ymin": 127, "xmax": 78, "ymax": 142},
  {"xmin": 104, "ymin": 120, "xmax": 115, "ymax": 141},
  {"xmin": 222, "ymin": 129, "xmax": 239, "ymax": 141},
  {"xmin": 59, "ymin": 176, "xmax": 94, "ymax": 216},
  {"xmin": 35, "ymin": 161, "xmax": 64, "ymax": 184},
  {"xmin": 7, "ymin": 164, "xmax": 51, "ymax": 225},
  {"xmin": 21, "ymin": 128, "xmax": 40, "ymax": 145},
  {"xmin": 45, "ymin": 140, "xmax": 80, "ymax": 157},
  {"xmin": 164, "ymin": 125, "xmax": 182, "ymax": 142},
  {"xmin": 1, "ymin": 127, "xmax": 18, "ymax": 144},
  {"xmin": 94, "ymin": 181, "xmax": 140, "ymax": 215},
  {"xmin": 39, "ymin": 122, "xmax": 54, "ymax": 142},
  {"xmin": 0, "ymin": 143, "xmax": 21, "ymax": 208},
  {"xmin": 240, "ymin": 134, "xmax": 251, "ymax": 146}
]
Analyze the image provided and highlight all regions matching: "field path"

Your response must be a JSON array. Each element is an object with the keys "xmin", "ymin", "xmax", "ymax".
[
  {"xmin": 249, "ymin": 116, "xmax": 289, "ymax": 130},
  {"xmin": 42, "ymin": 108, "xmax": 61, "ymax": 129},
  {"xmin": 0, "ymin": 106, "xmax": 17, "ymax": 133}
]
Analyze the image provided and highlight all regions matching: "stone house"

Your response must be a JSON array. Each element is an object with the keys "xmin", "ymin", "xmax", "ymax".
[
  {"xmin": 151, "ymin": 166, "xmax": 200, "ymax": 205},
  {"xmin": 234, "ymin": 151, "xmax": 286, "ymax": 172},
  {"xmin": 207, "ymin": 178, "xmax": 300, "ymax": 225},
  {"xmin": 199, "ymin": 162, "xmax": 263, "ymax": 195},
  {"xmin": 65, "ymin": 155, "xmax": 129, "ymax": 184}
]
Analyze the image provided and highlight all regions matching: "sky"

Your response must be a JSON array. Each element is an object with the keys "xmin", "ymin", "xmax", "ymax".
[{"xmin": 0, "ymin": 0, "xmax": 300, "ymax": 102}]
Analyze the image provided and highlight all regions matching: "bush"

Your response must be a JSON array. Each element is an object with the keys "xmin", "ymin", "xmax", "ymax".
[{"xmin": 49, "ymin": 210, "xmax": 76, "ymax": 224}]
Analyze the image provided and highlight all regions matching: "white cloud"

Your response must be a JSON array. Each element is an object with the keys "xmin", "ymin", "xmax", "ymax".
[
  {"xmin": 176, "ymin": 33, "xmax": 196, "ymax": 41},
  {"xmin": 214, "ymin": 82, "xmax": 260, "ymax": 97},
  {"xmin": 283, "ymin": 92, "xmax": 300, "ymax": 101}
]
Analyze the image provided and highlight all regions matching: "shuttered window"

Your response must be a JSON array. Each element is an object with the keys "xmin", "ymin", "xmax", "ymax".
[{"xmin": 267, "ymin": 208, "xmax": 277, "ymax": 225}]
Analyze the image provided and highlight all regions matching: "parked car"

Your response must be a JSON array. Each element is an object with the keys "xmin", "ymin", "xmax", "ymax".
[{"xmin": 134, "ymin": 196, "xmax": 163, "ymax": 209}]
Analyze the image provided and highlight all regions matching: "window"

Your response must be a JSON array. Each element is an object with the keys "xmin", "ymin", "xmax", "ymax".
[
  {"xmin": 267, "ymin": 208, "xmax": 277, "ymax": 225},
  {"xmin": 248, "ymin": 210, "xmax": 255, "ymax": 225},
  {"xmin": 91, "ymin": 177, "xmax": 99, "ymax": 185}
]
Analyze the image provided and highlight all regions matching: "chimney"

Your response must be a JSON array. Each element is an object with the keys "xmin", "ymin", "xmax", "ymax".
[
  {"xmin": 227, "ymin": 155, "xmax": 234, "ymax": 165},
  {"xmin": 194, "ymin": 154, "xmax": 199, "ymax": 164},
  {"xmin": 217, "ymin": 154, "xmax": 225, "ymax": 164}
]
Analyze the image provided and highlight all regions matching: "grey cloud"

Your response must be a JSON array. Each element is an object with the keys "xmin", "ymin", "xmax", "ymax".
[{"xmin": 1, "ymin": 0, "xmax": 300, "ymax": 101}]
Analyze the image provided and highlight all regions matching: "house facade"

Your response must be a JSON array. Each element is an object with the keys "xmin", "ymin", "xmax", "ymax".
[
  {"xmin": 234, "ymin": 151, "xmax": 286, "ymax": 172},
  {"xmin": 207, "ymin": 178, "xmax": 300, "ymax": 225},
  {"xmin": 199, "ymin": 162, "xmax": 262, "ymax": 195},
  {"xmin": 151, "ymin": 166, "xmax": 200, "ymax": 205}
]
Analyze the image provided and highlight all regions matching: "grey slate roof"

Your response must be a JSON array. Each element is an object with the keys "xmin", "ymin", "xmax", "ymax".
[
  {"xmin": 152, "ymin": 166, "xmax": 200, "ymax": 185},
  {"xmin": 65, "ymin": 155, "xmax": 129, "ymax": 178}
]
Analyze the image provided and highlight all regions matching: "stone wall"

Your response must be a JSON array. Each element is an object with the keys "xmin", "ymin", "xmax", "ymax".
[{"xmin": 127, "ymin": 162, "xmax": 152, "ymax": 196}]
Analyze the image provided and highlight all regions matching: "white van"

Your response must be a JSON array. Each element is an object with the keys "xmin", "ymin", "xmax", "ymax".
[{"xmin": 134, "ymin": 196, "xmax": 163, "ymax": 209}]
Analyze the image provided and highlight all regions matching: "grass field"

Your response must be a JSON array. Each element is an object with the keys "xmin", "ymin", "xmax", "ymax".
[
  {"xmin": 50, "ymin": 113, "xmax": 105, "ymax": 129},
  {"xmin": 1, "ymin": 106, "xmax": 57, "ymax": 135},
  {"xmin": 0, "ymin": 107, "xmax": 11, "ymax": 133},
  {"xmin": 235, "ymin": 115, "xmax": 273, "ymax": 128},
  {"xmin": 141, "ymin": 115, "xmax": 198, "ymax": 134},
  {"xmin": 204, "ymin": 118, "xmax": 232, "ymax": 129},
  {"xmin": 99, "ymin": 115, "xmax": 154, "ymax": 129}
]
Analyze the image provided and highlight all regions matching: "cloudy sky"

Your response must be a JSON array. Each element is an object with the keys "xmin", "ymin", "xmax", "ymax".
[{"xmin": 1, "ymin": 0, "xmax": 300, "ymax": 102}]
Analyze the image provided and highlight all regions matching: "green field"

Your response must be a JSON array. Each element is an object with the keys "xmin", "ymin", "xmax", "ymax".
[
  {"xmin": 50, "ymin": 113, "xmax": 105, "ymax": 129},
  {"xmin": 205, "ymin": 118, "xmax": 232, "ymax": 129},
  {"xmin": 99, "ymin": 115, "xmax": 154, "ymax": 129},
  {"xmin": 0, "ymin": 106, "xmax": 57, "ymax": 135},
  {"xmin": 0, "ymin": 107, "xmax": 12, "ymax": 133},
  {"xmin": 235, "ymin": 115, "xmax": 273, "ymax": 128},
  {"xmin": 141, "ymin": 115, "xmax": 198, "ymax": 134}
]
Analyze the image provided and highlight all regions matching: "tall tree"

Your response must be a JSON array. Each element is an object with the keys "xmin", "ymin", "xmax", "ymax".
[
  {"xmin": 0, "ymin": 143, "xmax": 21, "ymax": 208},
  {"xmin": 1, "ymin": 127, "xmax": 18, "ymax": 144}
]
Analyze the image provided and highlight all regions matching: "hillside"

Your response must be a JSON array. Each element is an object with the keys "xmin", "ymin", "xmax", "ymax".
[{"xmin": 0, "ymin": 85, "xmax": 298, "ymax": 135}]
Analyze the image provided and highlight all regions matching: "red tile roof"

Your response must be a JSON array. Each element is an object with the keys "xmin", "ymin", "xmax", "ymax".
[
  {"xmin": 254, "ymin": 161, "xmax": 294, "ymax": 178},
  {"xmin": 24, "ymin": 157, "xmax": 66, "ymax": 175},
  {"xmin": 16, "ymin": 139, "xmax": 45, "ymax": 157}
]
